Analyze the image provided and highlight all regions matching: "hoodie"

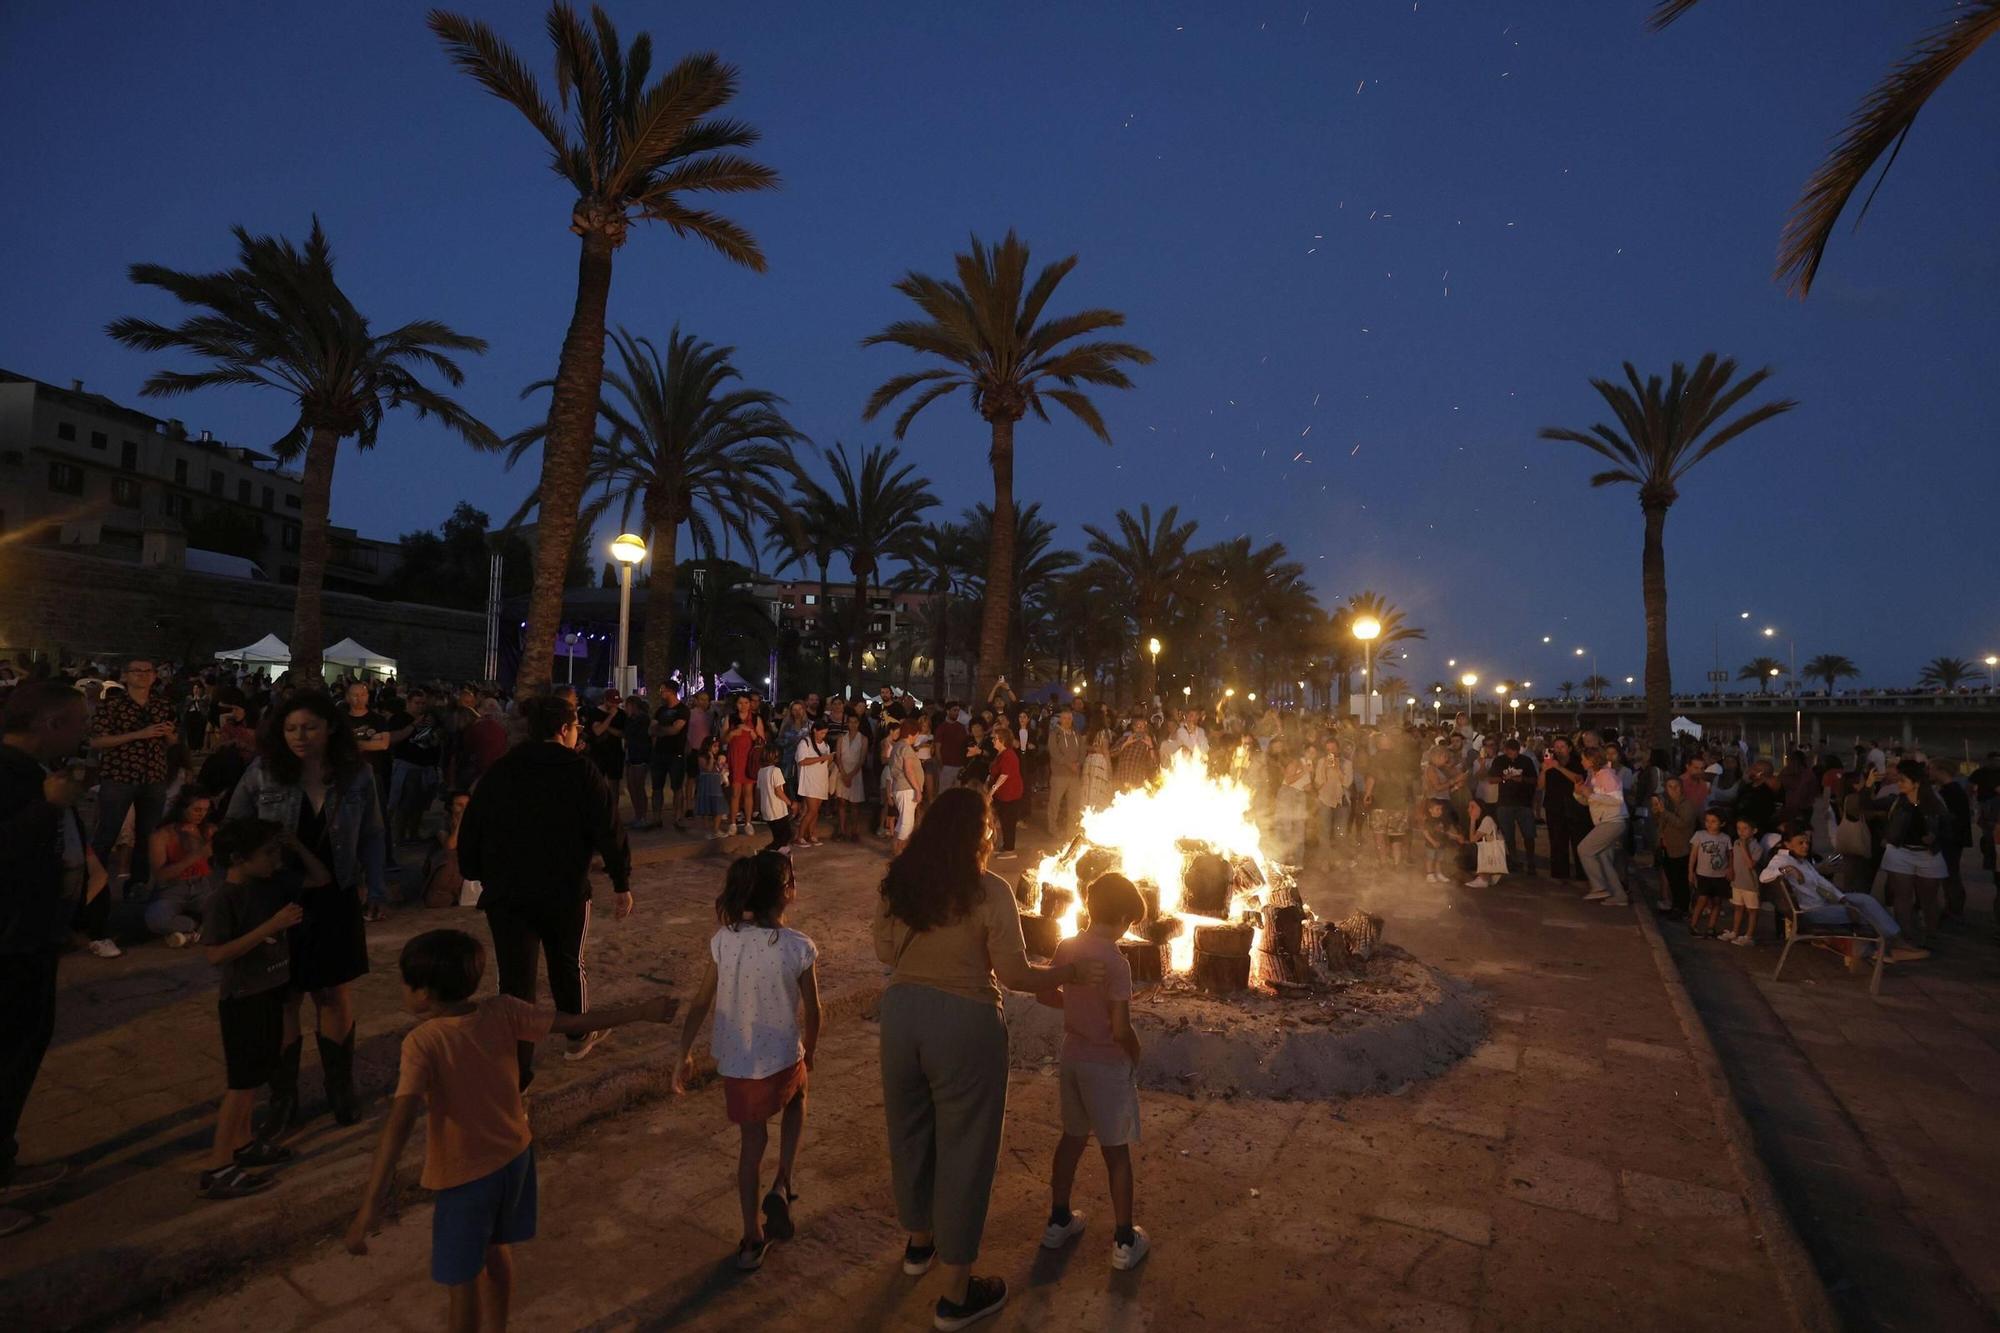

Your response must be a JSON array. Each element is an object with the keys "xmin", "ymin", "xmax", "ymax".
[{"xmin": 458, "ymin": 740, "xmax": 630, "ymax": 907}]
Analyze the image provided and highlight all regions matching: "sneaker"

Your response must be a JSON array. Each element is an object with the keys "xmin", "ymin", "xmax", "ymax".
[
  {"xmin": 735, "ymin": 1236, "xmax": 770, "ymax": 1271},
  {"xmin": 1603, "ymin": 896, "xmax": 1630, "ymax": 907},
  {"xmin": 0, "ymin": 1206, "xmax": 34, "ymax": 1239},
  {"xmin": 1111, "ymin": 1225, "xmax": 1152, "ymax": 1271},
  {"xmin": 197, "ymin": 1164, "xmax": 274, "ymax": 1200},
  {"xmin": 0, "ymin": 1161, "xmax": 67, "ymax": 1200},
  {"xmin": 564, "ymin": 1030, "xmax": 608, "ymax": 1061},
  {"xmin": 762, "ymin": 1188, "xmax": 796, "ymax": 1241},
  {"xmin": 232, "ymin": 1139, "xmax": 294, "ymax": 1168},
  {"xmin": 1716, "ymin": 929, "xmax": 1736, "ymax": 942},
  {"xmin": 1581, "ymin": 889, "xmax": 1609, "ymax": 902},
  {"xmin": 1730, "ymin": 934, "xmax": 1755, "ymax": 946},
  {"xmin": 902, "ymin": 1239, "xmax": 936, "ymax": 1275},
  {"xmin": 994, "ymin": 850, "xmax": 1017, "ymax": 861},
  {"xmin": 1041, "ymin": 1210, "xmax": 1086, "ymax": 1249},
  {"xmin": 164, "ymin": 931, "xmax": 191, "ymax": 949},
  {"xmin": 86, "ymin": 939, "xmax": 122, "ymax": 959},
  {"xmin": 1466, "ymin": 877, "xmax": 1491, "ymax": 889},
  {"xmin": 933, "ymin": 1275, "xmax": 1007, "ymax": 1331}
]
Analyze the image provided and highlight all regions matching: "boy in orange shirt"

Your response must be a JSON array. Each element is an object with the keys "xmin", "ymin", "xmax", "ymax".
[{"xmin": 345, "ymin": 930, "xmax": 675, "ymax": 1332}]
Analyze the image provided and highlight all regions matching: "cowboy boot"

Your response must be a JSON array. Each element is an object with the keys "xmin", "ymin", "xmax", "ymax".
[
  {"xmin": 262, "ymin": 1039, "xmax": 303, "ymax": 1137},
  {"xmin": 318, "ymin": 1028, "xmax": 361, "ymax": 1126}
]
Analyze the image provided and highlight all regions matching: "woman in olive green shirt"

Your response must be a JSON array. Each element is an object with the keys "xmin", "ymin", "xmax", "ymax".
[{"xmin": 872, "ymin": 787, "xmax": 1099, "ymax": 1328}]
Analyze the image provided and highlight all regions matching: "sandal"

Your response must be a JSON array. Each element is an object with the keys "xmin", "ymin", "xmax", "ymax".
[{"xmin": 736, "ymin": 1236, "xmax": 770, "ymax": 1271}]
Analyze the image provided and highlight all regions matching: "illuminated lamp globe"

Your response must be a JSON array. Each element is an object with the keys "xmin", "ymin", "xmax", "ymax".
[
  {"xmin": 1352, "ymin": 616, "xmax": 1381, "ymax": 642},
  {"xmin": 609, "ymin": 533, "xmax": 648, "ymax": 565}
]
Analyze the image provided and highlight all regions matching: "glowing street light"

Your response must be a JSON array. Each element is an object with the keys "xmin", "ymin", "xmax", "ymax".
[
  {"xmin": 1353, "ymin": 615, "xmax": 1382, "ymax": 725},
  {"xmin": 608, "ymin": 532, "xmax": 647, "ymax": 694},
  {"xmin": 1247, "ymin": 691, "xmax": 1258, "ymax": 703},
  {"xmin": 1459, "ymin": 671, "xmax": 1477, "ymax": 721}
]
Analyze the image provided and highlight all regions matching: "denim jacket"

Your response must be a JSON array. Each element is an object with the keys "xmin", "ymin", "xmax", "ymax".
[{"xmin": 225, "ymin": 757, "xmax": 385, "ymax": 900}]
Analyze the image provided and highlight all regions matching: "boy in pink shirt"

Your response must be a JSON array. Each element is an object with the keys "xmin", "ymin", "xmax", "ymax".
[{"xmin": 1038, "ymin": 873, "xmax": 1151, "ymax": 1271}]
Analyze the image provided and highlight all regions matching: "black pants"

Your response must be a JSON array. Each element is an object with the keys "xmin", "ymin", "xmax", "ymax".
[
  {"xmin": 72, "ymin": 887, "xmax": 110, "ymax": 940},
  {"xmin": 0, "ymin": 950, "xmax": 60, "ymax": 1186},
  {"xmin": 767, "ymin": 815, "xmax": 794, "ymax": 849},
  {"xmin": 995, "ymin": 797, "xmax": 1024, "ymax": 852},
  {"xmin": 1546, "ymin": 810, "xmax": 1582, "ymax": 880},
  {"xmin": 483, "ymin": 897, "xmax": 590, "ymax": 1084}
]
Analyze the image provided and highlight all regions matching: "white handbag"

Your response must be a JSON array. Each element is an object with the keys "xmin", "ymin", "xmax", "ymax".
[{"xmin": 1476, "ymin": 836, "xmax": 1509, "ymax": 875}]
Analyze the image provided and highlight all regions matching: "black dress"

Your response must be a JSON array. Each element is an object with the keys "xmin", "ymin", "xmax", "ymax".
[{"xmin": 289, "ymin": 792, "xmax": 369, "ymax": 992}]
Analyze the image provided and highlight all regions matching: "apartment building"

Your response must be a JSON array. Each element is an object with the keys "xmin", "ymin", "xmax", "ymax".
[{"xmin": 0, "ymin": 369, "xmax": 397, "ymax": 588}]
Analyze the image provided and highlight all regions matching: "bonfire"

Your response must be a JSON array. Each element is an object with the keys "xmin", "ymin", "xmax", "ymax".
[{"xmin": 1014, "ymin": 751, "xmax": 1372, "ymax": 994}]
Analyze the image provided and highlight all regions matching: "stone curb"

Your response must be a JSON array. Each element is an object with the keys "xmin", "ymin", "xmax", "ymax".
[
  {"xmin": 1629, "ymin": 897, "xmax": 1839, "ymax": 1333},
  {"xmin": 0, "ymin": 980, "xmax": 886, "ymax": 1332}
]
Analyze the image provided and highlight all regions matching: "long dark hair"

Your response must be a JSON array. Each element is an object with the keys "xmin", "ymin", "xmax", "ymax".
[
  {"xmin": 258, "ymin": 691, "xmax": 364, "ymax": 785},
  {"xmin": 716, "ymin": 851, "xmax": 793, "ymax": 930},
  {"xmin": 880, "ymin": 786, "xmax": 991, "ymax": 932}
]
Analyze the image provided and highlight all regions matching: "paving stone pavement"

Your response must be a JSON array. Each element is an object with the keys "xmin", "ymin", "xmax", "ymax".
[{"xmin": 127, "ymin": 862, "xmax": 1798, "ymax": 1332}]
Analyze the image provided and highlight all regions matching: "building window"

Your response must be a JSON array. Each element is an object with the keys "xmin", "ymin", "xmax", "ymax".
[
  {"xmin": 56, "ymin": 421, "xmax": 76, "ymax": 441},
  {"xmin": 0, "ymin": 450, "xmax": 21, "ymax": 466},
  {"xmin": 261, "ymin": 486, "xmax": 273, "ymax": 511},
  {"xmin": 91, "ymin": 430, "xmax": 108, "ymax": 450},
  {"xmin": 174, "ymin": 459, "xmax": 188, "ymax": 485},
  {"xmin": 284, "ymin": 494, "xmax": 301, "ymax": 510},
  {"xmin": 120, "ymin": 440, "xmax": 138, "ymax": 471},
  {"xmin": 48, "ymin": 461, "xmax": 84, "ymax": 495},
  {"xmin": 283, "ymin": 523, "xmax": 300, "ymax": 552},
  {"xmin": 111, "ymin": 477, "xmax": 141, "ymax": 508},
  {"xmin": 209, "ymin": 470, "xmax": 223, "ymax": 496},
  {"xmin": 803, "ymin": 593, "xmax": 817, "ymax": 605}
]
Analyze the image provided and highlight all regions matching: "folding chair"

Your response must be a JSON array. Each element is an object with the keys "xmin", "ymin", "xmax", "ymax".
[{"xmin": 1770, "ymin": 876, "xmax": 1888, "ymax": 999}]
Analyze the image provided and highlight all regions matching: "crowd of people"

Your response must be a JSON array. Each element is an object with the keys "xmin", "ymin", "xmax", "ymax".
[{"xmin": 4, "ymin": 651, "xmax": 1997, "ymax": 1330}]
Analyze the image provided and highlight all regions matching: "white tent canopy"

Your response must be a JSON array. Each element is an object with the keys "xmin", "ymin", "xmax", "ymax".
[
  {"xmin": 712, "ymin": 667, "xmax": 752, "ymax": 693},
  {"xmin": 322, "ymin": 637, "xmax": 397, "ymax": 677},
  {"xmin": 215, "ymin": 633, "xmax": 291, "ymax": 666}
]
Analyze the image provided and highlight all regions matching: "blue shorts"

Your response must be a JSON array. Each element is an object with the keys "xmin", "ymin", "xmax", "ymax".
[{"xmin": 431, "ymin": 1145, "xmax": 537, "ymax": 1286}]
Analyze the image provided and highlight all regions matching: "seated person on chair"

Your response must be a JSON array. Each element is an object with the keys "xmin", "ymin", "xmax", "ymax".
[{"xmin": 1759, "ymin": 822, "xmax": 1927, "ymax": 963}]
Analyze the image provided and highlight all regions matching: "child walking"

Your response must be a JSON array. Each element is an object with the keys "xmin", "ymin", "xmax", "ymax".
[
  {"xmin": 694, "ymin": 736, "xmax": 728, "ymax": 837},
  {"xmin": 1688, "ymin": 810, "xmax": 1733, "ymax": 938},
  {"xmin": 1038, "ymin": 873, "xmax": 1151, "ymax": 1271},
  {"xmin": 672, "ymin": 852, "xmax": 821, "ymax": 1272},
  {"xmin": 1419, "ymin": 798, "xmax": 1453, "ymax": 883},
  {"xmin": 756, "ymin": 744, "xmax": 794, "ymax": 852},
  {"xmin": 345, "ymin": 930, "xmax": 674, "ymax": 1333},
  {"xmin": 197, "ymin": 819, "xmax": 319, "ymax": 1199}
]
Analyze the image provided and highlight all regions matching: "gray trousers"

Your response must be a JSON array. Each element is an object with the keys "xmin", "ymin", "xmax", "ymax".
[
  {"xmin": 879, "ymin": 983, "xmax": 1010, "ymax": 1265},
  {"xmin": 144, "ymin": 877, "xmax": 212, "ymax": 936},
  {"xmin": 1577, "ymin": 819, "xmax": 1628, "ymax": 904},
  {"xmin": 1046, "ymin": 770, "xmax": 1080, "ymax": 832}
]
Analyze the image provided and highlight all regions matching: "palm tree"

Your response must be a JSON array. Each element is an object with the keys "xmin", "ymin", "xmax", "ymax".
[
  {"xmin": 1331, "ymin": 591, "xmax": 1425, "ymax": 705},
  {"xmin": 1558, "ymin": 680, "xmax": 1576, "ymax": 701},
  {"xmin": 1082, "ymin": 504, "xmax": 1199, "ymax": 702},
  {"xmin": 888, "ymin": 521, "xmax": 970, "ymax": 703},
  {"xmin": 816, "ymin": 444, "xmax": 937, "ymax": 692},
  {"xmin": 429, "ymin": 5, "xmax": 780, "ymax": 690},
  {"xmin": 1739, "ymin": 658, "xmax": 1786, "ymax": 694},
  {"xmin": 1649, "ymin": 1, "xmax": 2000, "ymax": 296},
  {"xmin": 506, "ymin": 327, "xmax": 800, "ymax": 688},
  {"xmin": 108, "ymin": 219, "xmax": 495, "ymax": 683},
  {"xmin": 1581, "ymin": 673, "xmax": 1612, "ymax": 701},
  {"xmin": 962, "ymin": 502, "xmax": 1080, "ymax": 682},
  {"xmin": 1918, "ymin": 656, "xmax": 1974, "ymax": 693},
  {"xmin": 1542, "ymin": 355, "xmax": 1796, "ymax": 740},
  {"xmin": 861, "ymin": 231, "xmax": 1152, "ymax": 701},
  {"xmin": 1802, "ymin": 653, "xmax": 1860, "ymax": 695}
]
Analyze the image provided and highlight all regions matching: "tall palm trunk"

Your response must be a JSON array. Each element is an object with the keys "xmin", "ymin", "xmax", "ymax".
[
  {"xmin": 288, "ymin": 426, "xmax": 340, "ymax": 685},
  {"xmin": 848, "ymin": 571, "xmax": 869, "ymax": 695},
  {"xmin": 930, "ymin": 594, "xmax": 948, "ymax": 703},
  {"xmin": 815, "ymin": 554, "xmax": 833, "ymax": 698},
  {"xmin": 975, "ymin": 415, "xmax": 1017, "ymax": 699},
  {"xmin": 1641, "ymin": 501, "xmax": 1672, "ymax": 741},
  {"xmin": 640, "ymin": 493, "xmax": 679, "ymax": 691},
  {"xmin": 519, "ymin": 230, "xmax": 616, "ymax": 693},
  {"xmin": 1137, "ymin": 614, "xmax": 1158, "ymax": 702}
]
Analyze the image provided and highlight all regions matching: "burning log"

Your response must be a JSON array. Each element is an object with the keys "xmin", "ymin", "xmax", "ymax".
[
  {"xmin": 1258, "ymin": 903, "xmax": 1310, "ymax": 986},
  {"xmin": 1183, "ymin": 852, "xmax": 1234, "ymax": 918},
  {"xmin": 1013, "ymin": 867, "xmax": 1041, "ymax": 913},
  {"xmin": 1325, "ymin": 911, "xmax": 1385, "ymax": 973},
  {"xmin": 1142, "ymin": 915, "xmax": 1184, "ymax": 947},
  {"xmin": 1075, "ymin": 847, "xmax": 1119, "ymax": 889},
  {"xmin": 1020, "ymin": 913, "xmax": 1063, "ymax": 959},
  {"xmin": 1192, "ymin": 923, "xmax": 1255, "ymax": 994},
  {"xmin": 1037, "ymin": 887, "xmax": 1075, "ymax": 922},
  {"xmin": 1119, "ymin": 939, "xmax": 1164, "ymax": 985}
]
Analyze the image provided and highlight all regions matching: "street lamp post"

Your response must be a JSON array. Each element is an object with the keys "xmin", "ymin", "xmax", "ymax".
[
  {"xmin": 1986, "ymin": 654, "xmax": 1999, "ymax": 692},
  {"xmin": 1460, "ymin": 672, "xmax": 1478, "ymax": 725},
  {"xmin": 1509, "ymin": 696, "xmax": 1520, "ymax": 733},
  {"xmin": 1353, "ymin": 616, "xmax": 1382, "ymax": 725},
  {"xmin": 609, "ymin": 532, "xmax": 648, "ymax": 694},
  {"xmin": 1763, "ymin": 626, "xmax": 1799, "ymax": 746},
  {"xmin": 1147, "ymin": 636, "xmax": 1162, "ymax": 706}
]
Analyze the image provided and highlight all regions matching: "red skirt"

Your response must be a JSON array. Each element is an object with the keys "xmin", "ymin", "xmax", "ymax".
[{"xmin": 723, "ymin": 1061, "xmax": 808, "ymax": 1125}]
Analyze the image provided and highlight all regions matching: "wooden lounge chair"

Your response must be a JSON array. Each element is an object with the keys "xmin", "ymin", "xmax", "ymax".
[{"xmin": 1768, "ymin": 877, "xmax": 1887, "ymax": 998}]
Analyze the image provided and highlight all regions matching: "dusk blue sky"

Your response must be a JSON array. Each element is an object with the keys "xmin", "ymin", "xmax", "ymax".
[{"xmin": 4, "ymin": 1, "xmax": 1996, "ymax": 690}]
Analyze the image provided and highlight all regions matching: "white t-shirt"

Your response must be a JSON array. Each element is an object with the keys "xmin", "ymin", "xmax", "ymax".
[
  {"xmin": 708, "ymin": 925, "xmax": 817, "ymax": 1079},
  {"xmin": 794, "ymin": 737, "xmax": 831, "ymax": 799},
  {"xmin": 756, "ymin": 765, "xmax": 789, "ymax": 821}
]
